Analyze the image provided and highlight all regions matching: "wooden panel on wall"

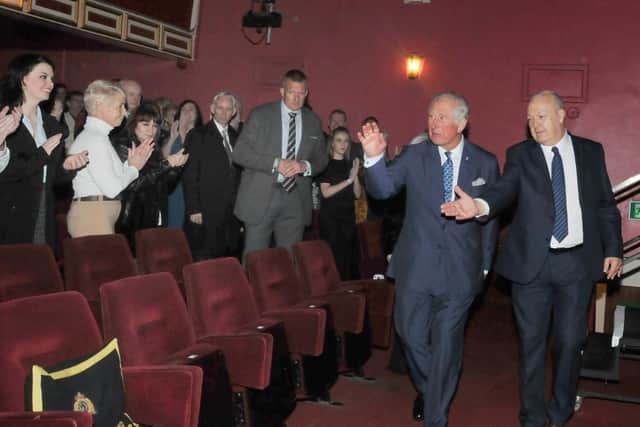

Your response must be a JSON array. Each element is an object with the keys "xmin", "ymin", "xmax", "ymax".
[
  {"xmin": 29, "ymin": 0, "xmax": 78, "ymax": 24},
  {"xmin": 254, "ymin": 57, "xmax": 306, "ymax": 88},
  {"xmin": 522, "ymin": 64, "xmax": 589, "ymax": 103},
  {"xmin": 82, "ymin": 1, "xmax": 122, "ymax": 37},
  {"xmin": 104, "ymin": 0, "xmax": 194, "ymax": 30},
  {"xmin": 125, "ymin": 16, "xmax": 160, "ymax": 47}
]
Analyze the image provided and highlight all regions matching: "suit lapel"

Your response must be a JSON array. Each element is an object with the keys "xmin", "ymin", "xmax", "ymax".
[
  {"xmin": 457, "ymin": 142, "xmax": 474, "ymax": 194},
  {"xmin": 297, "ymin": 108, "xmax": 312, "ymax": 160},
  {"xmin": 527, "ymin": 140, "xmax": 553, "ymax": 198},
  {"xmin": 423, "ymin": 142, "xmax": 444, "ymax": 210},
  {"xmin": 273, "ymin": 103, "xmax": 283, "ymax": 157},
  {"xmin": 570, "ymin": 135, "xmax": 586, "ymax": 205}
]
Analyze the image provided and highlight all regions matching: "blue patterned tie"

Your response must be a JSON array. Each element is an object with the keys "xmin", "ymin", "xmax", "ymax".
[
  {"xmin": 443, "ymin": 151, "xmax": 453, "ymax": 202},
  {"xmin": 551, "ymin": 147, "xmax": 568, "ymax": 242}
]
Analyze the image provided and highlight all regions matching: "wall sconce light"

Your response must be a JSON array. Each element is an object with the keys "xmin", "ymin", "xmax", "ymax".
[
  {"xmin": 0, "ymin": 0, "xmax": 23, "ymax": 8},
  {"xmin": 406, "ymin": 54, "xmax": 425, "ymax": 79}
]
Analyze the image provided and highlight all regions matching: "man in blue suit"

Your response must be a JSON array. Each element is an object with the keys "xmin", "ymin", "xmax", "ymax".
[
  {"xmin": 360, "ymin": 92, "xmax": 499, "ymax": 427},
  {"xmin": 441, "ymin": 90, "xmax": 623, "ymax": 427}
]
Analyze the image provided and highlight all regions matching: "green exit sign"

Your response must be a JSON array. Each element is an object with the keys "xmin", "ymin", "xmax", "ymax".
[{"xmin": 630, "ymin": 201, "xmax": 640, "ymax": 220}]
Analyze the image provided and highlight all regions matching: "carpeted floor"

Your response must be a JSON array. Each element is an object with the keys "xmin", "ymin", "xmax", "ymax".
[{"xmin": 287, "ymin": 288, "xmax": 639, "ymax": 426}]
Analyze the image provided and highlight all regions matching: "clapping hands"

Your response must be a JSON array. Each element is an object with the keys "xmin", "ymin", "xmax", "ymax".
[
  {"xmin": 167, "ymin": 148, "xmax": 189, "ymax": 167},
  {"xmin": 0, "ymin": 106, "xmax": 21, "ymax": 145},
  {"xmin": 349, "ymin": 158, "xmax": 360, "ymax": 181},
  {"xmin": 127, "ymin": 138, "xmax": 154, "ymax": 170}
]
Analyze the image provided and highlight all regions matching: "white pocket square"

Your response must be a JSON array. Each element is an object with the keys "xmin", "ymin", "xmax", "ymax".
[
  {"xmin": 472, "ymin": 177, "xmax": 486, "ymax": 186},
  {"xmin": 309, "ymin": 136, "xmax": 320, "ymax": 140}
]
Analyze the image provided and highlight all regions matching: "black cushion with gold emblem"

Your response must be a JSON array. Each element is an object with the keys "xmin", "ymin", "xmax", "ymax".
[{"xmin": 24, "ymin": 338, "xmax": 137, "ymax": 427}]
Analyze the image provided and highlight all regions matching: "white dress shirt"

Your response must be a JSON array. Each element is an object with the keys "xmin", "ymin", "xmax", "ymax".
[
  {"xmin": 214, "ymin": 120, "xmax": 232, "ymax": 153},
  {"xmin": 476, "ymin": 132, "xmax": 583, "ymax": 249},
  {"xmin": 22, "ymin": 107, "xmax": 48, "ymax": 183},
  {"xmin": 0, "ymin": 142, "xmax": 9, "ymax": 173},
  {"xmin": 277, "ymin": 101, "xmax": 311, "ymax": 180},
  {"xmin": 69, "ymin": 116, "xmax": 139, "ymax": 199},
  {"xmin": 540, "ymin": 132, "xmax": 584, "ymax": 248}
]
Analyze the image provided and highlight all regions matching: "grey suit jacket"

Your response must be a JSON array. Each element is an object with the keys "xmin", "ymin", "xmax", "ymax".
[{"xmin": 232, "ymin": 101, "xmax": 328, "ymax": 226}]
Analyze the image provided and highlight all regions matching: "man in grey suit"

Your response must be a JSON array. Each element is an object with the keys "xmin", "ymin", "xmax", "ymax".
[{"xmin": 233, "ymin": 69, "xmax": 328, "ymax": 258}]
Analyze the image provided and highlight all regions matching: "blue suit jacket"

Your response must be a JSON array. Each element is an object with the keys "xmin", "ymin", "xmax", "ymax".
[
  {"xmin": 482, "ymin": 135, "xmax": 622, "ymax": 284},
  {"xmin": 365, "ymin": 140, "xmax": 500, "ymax": 297}
]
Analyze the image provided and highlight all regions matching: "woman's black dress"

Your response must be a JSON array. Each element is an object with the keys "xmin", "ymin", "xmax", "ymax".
[{"xmin": 318, "ymin": 158, "xmax": 359, "ymax": 280}]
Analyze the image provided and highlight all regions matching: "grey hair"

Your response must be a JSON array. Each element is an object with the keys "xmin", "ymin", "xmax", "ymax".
[
  {"xmin": 211, "ymin": 91, "xmax": 237, "ymax": 110},
  {"xmin": 429, "ymin": 91, "xmax": 469, "ymax": 123},
  {"xmin": 530, "ymin": 90, "xmax": 565, "ymax": 110},
  {"xmin": 84, "ymin": 80, "xmax": 124, "ymax": 115}
]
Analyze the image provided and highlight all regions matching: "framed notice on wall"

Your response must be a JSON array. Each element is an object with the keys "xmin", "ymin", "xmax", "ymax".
[{"xmin": 629, "ymin": 201, "xmax": 640, "ymax": 221}]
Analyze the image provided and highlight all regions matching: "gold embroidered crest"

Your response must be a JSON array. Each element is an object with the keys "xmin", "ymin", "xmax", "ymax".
[{"xmin": 73, "ymin": 392, "xmax": 96, "ymax": 414}]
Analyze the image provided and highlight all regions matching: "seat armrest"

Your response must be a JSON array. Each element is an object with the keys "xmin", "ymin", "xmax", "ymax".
[
  {"xmin": 322, "ymin": 292, "xmax": 366, "ymax": 334},
  {"xmin": 263, "ymin": 308, "xmax": 327, "ymax": 356},
  {"xmin": 198, "ymin": 333, "xmax": 273, "ymax": 390},
  {"xmin": 0, "ymin": 412, "xmax": 92, "ymax": 427},
  {"xmin": 123, "ymin": 365, "xmax": 203, "ymax": 427},
  {"xmin": 344, "ymin": 279, "xmax": 394, "ymax": 315}
]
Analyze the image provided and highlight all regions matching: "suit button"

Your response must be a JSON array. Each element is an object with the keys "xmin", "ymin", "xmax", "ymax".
[{"xmin": 544, "ymin": 236, "xmax": 550, "ymax": 242}]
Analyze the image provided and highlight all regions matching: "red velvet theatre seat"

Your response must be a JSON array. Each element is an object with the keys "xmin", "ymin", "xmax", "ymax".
[
  {"xmin": 0, "ymin": 291, "xmax": 203, "ymax": 427},
  {"xmin": 0, "ymin": 244, "xmax": 63, "ymax": 302},
  {"xmin": 135, "ymin": 228, "xmax": 193, "ymax": 286},
  {"xmin": 63, "ymin": 234, "xmax": 137, "ymax": 325},
  {"xmin": 246, "ymin": 248, "xmax": 344, "ymax": 401},
  {"xmin": 294, "ymin": 239, "xmax": 395, "ymax": 349},
  {"xmin": 357, "ymin": 220, "xmax": 389, "ymax": 279},
  {"xmin": 100, "ymin": 272, "xmax": 273, "ymax": 427},
  {"xmin": 183, "ymin": 257, "xmax": 301, "ymax": 425}
]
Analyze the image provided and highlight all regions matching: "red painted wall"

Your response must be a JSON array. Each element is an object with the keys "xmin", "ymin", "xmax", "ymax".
[{"xmin": 2, "ymin": 0, "xmax": 640, "ymax": 237}]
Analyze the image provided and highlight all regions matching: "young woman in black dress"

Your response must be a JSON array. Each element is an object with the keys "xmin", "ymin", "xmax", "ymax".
[{"xmin": 318, "ymin": 126, "xmax": 362, "ymax": 279}]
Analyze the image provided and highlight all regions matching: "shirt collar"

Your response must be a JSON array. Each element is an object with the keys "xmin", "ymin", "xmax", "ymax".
[
  {"xmin": 540, "ymin": 131, "xmax": 570, "ymax": 154},
  {"xmin": 21, "ymin": 106, "xmax": 47, "ymax": 146},
  {"xmin": 213, "ymin": 119, "xmax": 228, "ymax": 134},
  {"xmin": 281, "ymin": 101, "xmax": 301, "ymax": 116},
  {"xmin": 85, "ymin": 116, "xmax": 114, "ymax": 135},
  {"xmin": 437, "ymin": 135, "xmax": 465, "ymax": 161}
]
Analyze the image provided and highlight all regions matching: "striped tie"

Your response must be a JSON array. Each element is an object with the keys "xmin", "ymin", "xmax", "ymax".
[
  {"xmin": 282, "ymin": 112, "xmax": 297, "ymax": 192},
  {"xmin": 442, "ymin": 151, "xmax": 453, "ymax": 202},
  {"xmin": 551, "ymin": 147, "xmax": 568, "ymax": 242}
]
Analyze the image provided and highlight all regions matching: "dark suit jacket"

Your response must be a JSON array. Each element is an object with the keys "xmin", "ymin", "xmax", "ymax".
[
  {"xmin": 366, "ymin": 140, "xmax": 500, "ymax": 297},
  {"xmin": 232, "ymin": 101, "xmax": 328, "ymax": 226},
  {"xmin": 183, "ymin": 121, "xmax": 239, "ymax": 225},
  {"xmin": 0, "ymin": 114, "xmax": 71, "ymax": 248},
  {"xmin": 483, "ymin": 135, "xmax": 623, "ymax": 284}
]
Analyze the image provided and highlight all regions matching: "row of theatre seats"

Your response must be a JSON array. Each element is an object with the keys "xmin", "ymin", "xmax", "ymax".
[{"xmin": 0, "ymin": 228, "xmax": 395, "ymax": 427}]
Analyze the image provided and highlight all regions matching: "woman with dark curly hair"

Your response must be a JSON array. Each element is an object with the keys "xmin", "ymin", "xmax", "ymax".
[
  {"xmin": 111, "ymin": 101, "xmax": 188, "ymax": 249},
  {"xmin": 0, "ymin": 53, "xmax": 87, "ymax": 249}
]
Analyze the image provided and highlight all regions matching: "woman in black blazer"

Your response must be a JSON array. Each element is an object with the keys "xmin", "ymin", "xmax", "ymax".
[{"xmin": 0, "ymin": 54, "xmax": 87, "ymax": 250}]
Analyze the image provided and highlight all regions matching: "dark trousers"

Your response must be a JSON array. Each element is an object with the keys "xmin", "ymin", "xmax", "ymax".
[
  {"xmin": 511, "ymin": 248, "xmax": 592, "ymax": 427},
  {"xmin": 319, "ymin": 213, "xmax": 359, "ymax": 280},
  {"xmin": 186, "ymin": 210, "xmax": 243, "ymax": 261},
  {"xmin": 394, "ymin": 288, "xmax": 474, "ymax": 427}
]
